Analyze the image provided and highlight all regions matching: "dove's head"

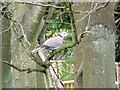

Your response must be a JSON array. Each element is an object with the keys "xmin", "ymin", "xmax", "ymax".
[{"xmin": 59, "ymin": 32, "xmax": 68, "ymax": 38}]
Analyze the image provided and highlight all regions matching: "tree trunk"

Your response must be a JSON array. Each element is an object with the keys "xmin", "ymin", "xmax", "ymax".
[
  {"xmin": 9, "ymin": 2, "xmax": 46, "ymax": 88},
  {"xmin": 2, "ymin": 14, "xmax": 12, "ymax": 88},
  {"xmin": 72, "ymin": 2, "xmax": 116, "ymax": 88},
  {"xmin": 0, "ymin": 4, "xmax": 2, "ymax": 89},
  {"xmin": 36, "ymin": 18, "xmax": 46, "ymax": 88}
]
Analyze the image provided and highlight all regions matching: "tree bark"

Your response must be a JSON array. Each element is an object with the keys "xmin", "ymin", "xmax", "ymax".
[
  {"xmin": 9, "ymin": 2, "xmax": 46, "ymax": 88},
  {"xmin": 0, "ymin": 27, "xmax": 1, "ymax": 89},
  {"xmin": 2, "ymin": 13, "xmax": 12, "ymax": 88},
  {"xmin": 72, "ymin": 2, "xmax": 116, "ymax": 88}
]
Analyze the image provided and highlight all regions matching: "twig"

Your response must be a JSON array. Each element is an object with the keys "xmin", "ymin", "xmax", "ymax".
[
  {"xmin": 95, "ymin": 0, "xmax": 109, "ymax": 11},
  {"xmin": 78, "ymin": 31, "xmax": 91, "ymax": 42},
  {"xmin": 0, "ymin": 12, "xmax": 5, "ymax": 21},
  {"xmin": 85, "ymin": 1, "xmax": 95, "ymax": 31},
  {"xmin": 115, "ymin": 18, "xmax": 120, "ymax": 24},
  {"xmin": 2, "ymin": 1, "xmax": 65, "ymax": 9},
  {"xmin": 29, "ymin": 53, "xmax": 42, "ymax": 66},
  {"xmin": 1, "ymin": 5, "xmax": 31, "ymax": 46},
  {"xmin": 12, "ymin": 22, "xmax": 26, "ymax": 49},
  {"xmin": 2, "ymin": 60, "xmax": 45, "ymax": 73},
  {"xmin": 0, "ymin": 5, "xmax": 31, "ymax": 46},
  {"xmin": 19, "ymin": 2, "xmax": 65, "ymax": 9},
  {"xmin": 15, "ymin": 20, "xmax": 31, "ymax": 46},
  {"xmin": 76, "ymin": 1, "xmax": 109, "ymax": 23},
  {"xmin": 0, "ymin": 6, "xmax": 6, "ymax": 11},
  {"xmin": 0, "ymin": 20, "xmax": 13, "ymax": 35}
]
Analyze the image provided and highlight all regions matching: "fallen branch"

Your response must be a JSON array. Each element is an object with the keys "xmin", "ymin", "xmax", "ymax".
[{"xmin": 50, "ymin": 65, "xmax": 64, "ymax": 88}]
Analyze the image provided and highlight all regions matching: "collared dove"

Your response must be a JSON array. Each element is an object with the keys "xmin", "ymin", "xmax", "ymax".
[{"xmin": 31, "ymin": 32, "xmax": 68, "ymax": 53}]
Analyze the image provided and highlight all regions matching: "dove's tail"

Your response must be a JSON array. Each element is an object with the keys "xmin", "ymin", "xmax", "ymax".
[{"xmin": 31, "ymin": 47, "xmax": 44, "ymax": 53}]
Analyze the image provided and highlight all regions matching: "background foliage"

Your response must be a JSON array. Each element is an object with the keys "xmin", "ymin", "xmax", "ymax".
[
  {"xmin": 115, "ymin": 2, "xmax": 120, "ymax": 62},
  {"xmin": 44, "ymin": 2, "xmax": 73, "ymax": 81}
]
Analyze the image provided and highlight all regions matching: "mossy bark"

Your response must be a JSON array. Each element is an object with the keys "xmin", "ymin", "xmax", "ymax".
[
  {"xmin": 72, "ymin": 2, "xmax": 116, "ymax": 88},
  {"xmin": 9, "ymin": 3, "xmax": 46, "ymax": 88},
  {"xmin": 2, "ymin": 16, "xmax": 12, "ymax": 88}
]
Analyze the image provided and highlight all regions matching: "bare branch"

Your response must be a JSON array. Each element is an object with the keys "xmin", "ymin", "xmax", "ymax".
[
  {"xmin": 0, "ymin": 4, "xmax": 31, "ymax": 46},
  {"xmin": 85, "ymin": 1, "xmax": 95, "ymax": 31},
  {"xmin": 0, "ymin": 12, "xmax": 5, "ymax": 21},
  {"xmin": 0, "ymin": 20, "xmax": 13, "ymax": 35},
  {"xmin": 19, "ymin": 2, "xmax": 65, "ymax": 9},
  {"xmin": 29, "ymin": 53, "xmax": 43, "ymax": 66},
  {"xmin": 78, "ymin": 31, "xmax": 91, "ymax": 42},
  {"xmin": 1, "ymin": 1, "xmax": 65, "ymax": 9},
  {"xmin": 15, "ymin": 20, "xmax": 31, "ymax": 46},
  {"xmin": 115, "ymin": 18, "xmax": 120, "ymax": 24},
  {"xmin": 2, "ymin": 60, "xmax": 45, "ymax": 73},
  {"xmin": 3, "ymin": 61, "xmax": 21, "ymax": 72},
  {"xmin": 76, "ymin": 1, "xmax": 109, "ymax": 23}
]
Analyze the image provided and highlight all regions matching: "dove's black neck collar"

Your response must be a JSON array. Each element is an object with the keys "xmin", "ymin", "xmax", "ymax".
[{"xmin": 58, "ymin": 34, "xmax": 63, "ymax": 38}]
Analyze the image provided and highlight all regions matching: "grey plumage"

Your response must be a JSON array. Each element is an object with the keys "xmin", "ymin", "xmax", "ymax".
[{"xmin": 31, "ymin": 32, "xmax": 67, "ymax": 53}]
